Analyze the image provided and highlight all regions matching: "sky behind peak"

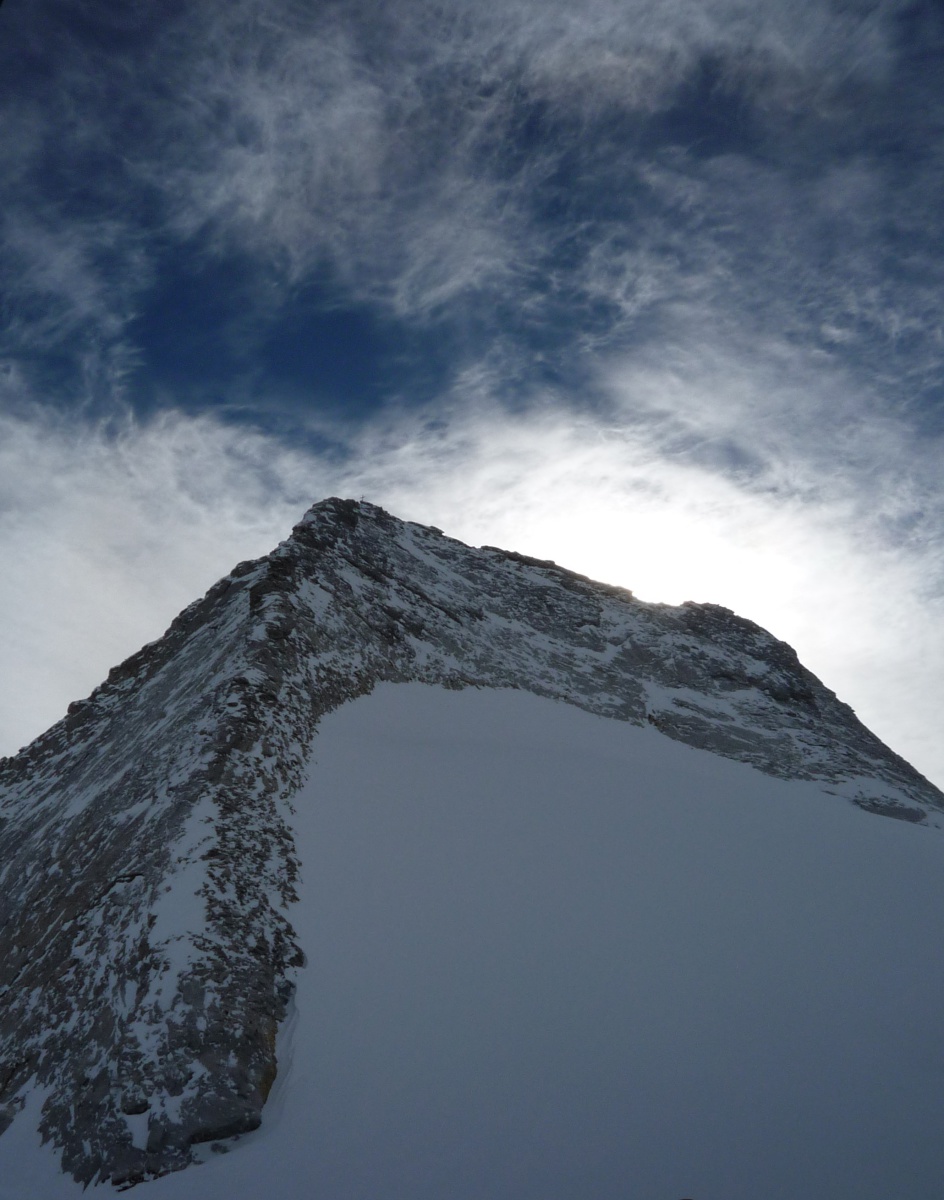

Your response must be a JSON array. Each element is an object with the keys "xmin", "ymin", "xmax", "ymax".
[{"xmin": 2, "ymin": 0, "xmax": 943, "ymax": 784}]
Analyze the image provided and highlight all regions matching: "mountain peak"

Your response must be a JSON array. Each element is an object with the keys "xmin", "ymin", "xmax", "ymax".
[{"xmin": 1, "ymin": 501, "xmax": 941, "ymax": 1187}]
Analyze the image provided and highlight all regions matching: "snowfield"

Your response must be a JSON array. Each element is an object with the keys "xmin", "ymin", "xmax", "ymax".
[{"xmin": 3, "ymin": 682, "xmax": 944, "ymax": 1199}]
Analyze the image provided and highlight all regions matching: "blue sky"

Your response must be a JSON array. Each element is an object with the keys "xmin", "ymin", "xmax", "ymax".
[{"xmin": 2, "ymin": 0, "xmax": 944, "ymax": 784}]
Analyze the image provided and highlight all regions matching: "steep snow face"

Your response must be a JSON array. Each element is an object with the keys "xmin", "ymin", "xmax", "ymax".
[
  {"xmin": 4, "ymin": 685, "xmax": 944, "ymax": 1200},
  {"xmin": 0, "ymin": 498, "xmax": 941, "ymax": 1187}
]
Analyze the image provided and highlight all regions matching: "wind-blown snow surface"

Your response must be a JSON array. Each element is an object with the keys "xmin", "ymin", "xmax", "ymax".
[{"xmin": 5, "ymin": 682, "xmax": 944, "ymax": 1199}]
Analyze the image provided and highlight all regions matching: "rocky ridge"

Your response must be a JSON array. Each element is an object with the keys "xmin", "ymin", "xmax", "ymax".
[{"xmin": 1, "ymin": 498, "xmax": 941, "ymax": 1188}]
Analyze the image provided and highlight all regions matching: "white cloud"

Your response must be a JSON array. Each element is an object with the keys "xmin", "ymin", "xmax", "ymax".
[
  {"xmin": 110, "ymin": 0, "xmax": 913, "ymax": 322},
  {"xmin": 1, "ymin": 0, "xmax": 934, "ymax": 408},
  {"xmin": 2, "ymin": 374, "xmax": 942, "ymax": 791},
  {"xmin": 476, "ymin": 0, "xmax": 900, "ymax": 113}
]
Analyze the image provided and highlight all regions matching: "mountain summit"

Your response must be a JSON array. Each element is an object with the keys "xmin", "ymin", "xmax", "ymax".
[{"xmin": 1, "ymin": 498, "xmax": 942, "ymax": 1191}]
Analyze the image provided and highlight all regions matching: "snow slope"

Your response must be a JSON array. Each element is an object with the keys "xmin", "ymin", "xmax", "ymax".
[{"xmin": 5, "ymin": 683, "xmax": 944, "ymax": 1199}]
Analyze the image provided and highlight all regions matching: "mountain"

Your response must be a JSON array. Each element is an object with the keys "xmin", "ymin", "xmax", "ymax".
[{"xmin": 1, "ymin": 497, "xmax": 943, "ymax": 1196}]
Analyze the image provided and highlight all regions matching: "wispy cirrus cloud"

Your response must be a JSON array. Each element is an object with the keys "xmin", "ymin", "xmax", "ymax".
[
  {"xmin": 137, "ymin": 0, "xmax": 914, "ymax": 317},
  {"xmin": 2, "ymin": 0, "xmax": 927, "ymax": 391}
]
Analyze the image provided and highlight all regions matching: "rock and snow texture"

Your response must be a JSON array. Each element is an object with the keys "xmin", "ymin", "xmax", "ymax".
[
  {"xmin": 5, "ymin": 684, "xmax": 944, "ymax": 1200},
  {"xmin": 0, "ymin": 497, "xmax": 942, "ymax": 1189}
]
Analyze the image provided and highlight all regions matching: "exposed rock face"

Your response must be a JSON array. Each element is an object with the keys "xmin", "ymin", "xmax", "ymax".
[{"xmin": 1, "ymin": 498, "xmax": 941, "ymax": 1187}]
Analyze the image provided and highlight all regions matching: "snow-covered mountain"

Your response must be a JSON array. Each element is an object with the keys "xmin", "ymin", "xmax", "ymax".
[{"xmin": 1, "ymin": 497, "xmax": 943, "ymax": 1196}]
